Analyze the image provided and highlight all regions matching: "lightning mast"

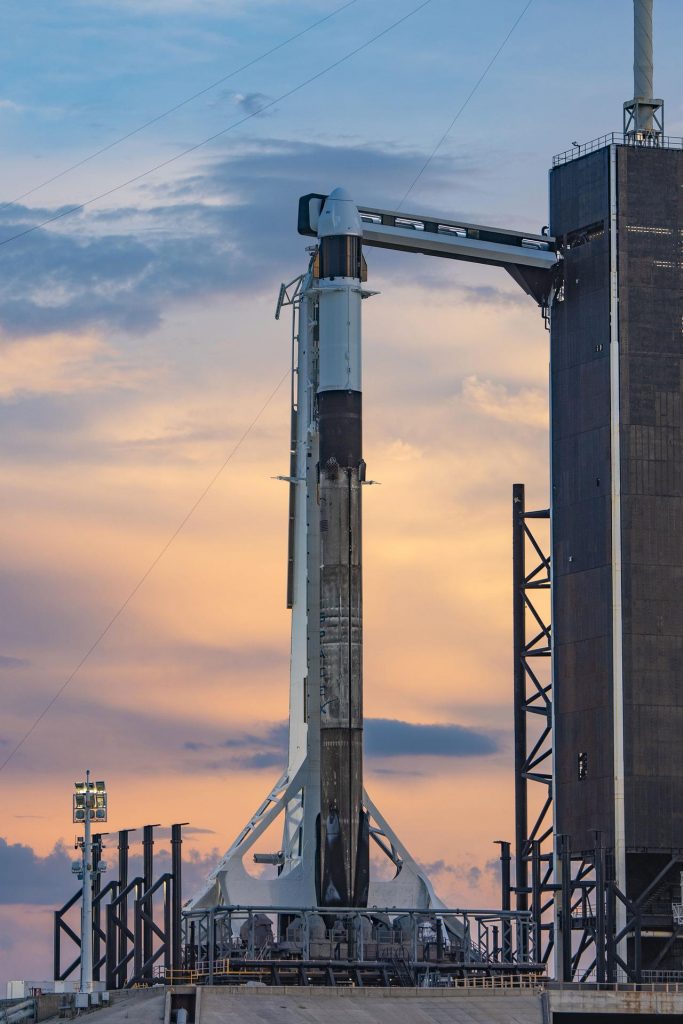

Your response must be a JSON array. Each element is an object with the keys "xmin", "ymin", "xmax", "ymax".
[{"xmin": 624, "ymin": 0, "xmax": 663, "ymax": 139}]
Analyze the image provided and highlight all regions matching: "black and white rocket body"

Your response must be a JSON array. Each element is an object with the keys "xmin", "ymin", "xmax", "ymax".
[
  {"xmin": 316, "ymin": 189, "xmax": 368, "ymax": 907},
  {"xmin": 187, "ymin": 188, "xmax": 442, "ymax": 915}
]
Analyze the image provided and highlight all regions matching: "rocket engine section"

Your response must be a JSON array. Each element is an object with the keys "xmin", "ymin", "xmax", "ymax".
[{"xmin": 316, "ymin": 188, "xmax": 369, "ymax": 907}]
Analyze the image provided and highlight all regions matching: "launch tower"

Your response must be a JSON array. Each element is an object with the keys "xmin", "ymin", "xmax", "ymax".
[{"xmin": 549, "ymin": 0, "xmax": 683, "ymax": 977}]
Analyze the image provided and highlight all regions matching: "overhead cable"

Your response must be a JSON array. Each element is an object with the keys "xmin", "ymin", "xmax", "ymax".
[
  {"xmin": 0, "ymin": 0, "xmax": 436, "ymax": 773},
  {"xmin": 0, "ymin": 367, "xmax": 291, "ymax": 774},
  {"xmin": 0, "ymin": 0, "xmax": 433, "ymax": 250},
  {"xmin": 397, "ymin": 0, "xmax": 534, "ymax": 209},
  {"xmin": 0, "ymin": 0, "xmax": 360, "ymax": 213}
]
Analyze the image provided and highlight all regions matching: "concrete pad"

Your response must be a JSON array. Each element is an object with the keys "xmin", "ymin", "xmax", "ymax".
[
  {"xmin": 68, "ymin": 990, "xmax": 166, "ymax": 1023},
  {"xmin": 547, "ymin": 985, "xmax": 683, "ymax": 1016},
  {"xmin": 198, "ymin": 986, "xmax": 544, "ymax": 1024}
]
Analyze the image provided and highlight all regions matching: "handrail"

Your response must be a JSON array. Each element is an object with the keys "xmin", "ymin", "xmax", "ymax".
[
  {"xmin": 548, "ymin": 979, "xmax": 683, "ymax": 991},
  {"xmin": 553, "ymin": 131, "xmax": 683, "ymax": 166},
  {"xmin": 183, "ymin": 903, "xmax": 533, "ymax": 919}
]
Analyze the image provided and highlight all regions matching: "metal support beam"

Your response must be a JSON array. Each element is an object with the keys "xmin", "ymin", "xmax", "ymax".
[
  {"xmin": 498, "ymin": 841, "xmax": 512, "ymax": 963},
  {"xmin": 92, "ymin": 834, "xmax": 102, "ymax": 981},
  {"xmin": 513, "ymin": 485, "xmax": 528, "ymax": 913},
  {"xmin": 171, "ymin": 824, "xmax": 184, "ymax": 972},
  {"xmin": 117, "ymin": 829, "xmax": 130, "ymax": 977},
  {"xmin": 511, "ymin": 484, "xmax": 553, "ymax": 963},
  {"xmin": 54, "ymin": 892, "xmax": 81, "ymax": 982},
  {"xmin": 531, "ymin": 840, "xmax": 542, "ymax": 964},
  {"xmin": 560, "ymin": 836, "xmax": 572, "ymax": 982},
  {"xmin": 142, "ymin": 825, "xmax": 154, "ymax": 981},
  {"xmin": 594, "ymin": 832, "xmax": 606, "ymax": 983}
]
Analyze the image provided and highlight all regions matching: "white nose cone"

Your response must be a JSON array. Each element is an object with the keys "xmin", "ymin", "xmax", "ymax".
[{"xmin": 318, "ymin": 186, "xmax": 362, "ymax": 238}]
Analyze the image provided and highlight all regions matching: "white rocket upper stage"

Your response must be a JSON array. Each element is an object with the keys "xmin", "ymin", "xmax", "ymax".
[{"xmin": 318, "ymin": 187, "xmax": 363, "ymax": 238}]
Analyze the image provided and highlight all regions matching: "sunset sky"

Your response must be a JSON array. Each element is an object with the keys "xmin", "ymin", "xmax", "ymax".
[{"xmin": 1, "ymin": 0, "xmax": 682, "ymax": 988}]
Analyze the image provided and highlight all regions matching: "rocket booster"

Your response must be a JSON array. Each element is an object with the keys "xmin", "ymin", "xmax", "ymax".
[{"xmin": 316, "ymin": 188, "xmax": 369, "ymax": 907}]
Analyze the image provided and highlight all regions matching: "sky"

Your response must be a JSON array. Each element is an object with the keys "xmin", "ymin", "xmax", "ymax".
[{"xmin": 0, "ymin": 0, "xmax": 682, "ymax": 989}]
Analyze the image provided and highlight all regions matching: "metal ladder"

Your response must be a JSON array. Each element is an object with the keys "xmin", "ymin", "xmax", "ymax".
[{"xmin": 391, "ymin": 956, "xmax": 415, "ymax": 987}]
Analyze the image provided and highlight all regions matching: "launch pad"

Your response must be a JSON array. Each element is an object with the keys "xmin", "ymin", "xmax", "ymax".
[
  {"xmin": 182, "ymin": 0, "xmax": 683, "ymax": 986},
  {"xmin": 45, "ymin": 0, "xmax": 683, "ymax": 1005}
]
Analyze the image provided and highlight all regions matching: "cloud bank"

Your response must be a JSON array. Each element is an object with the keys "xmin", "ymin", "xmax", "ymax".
[
  {"xmin": 0, "ymin": 834, "xmax": 220, "ymax": 907},
  {"xmin": 182, "ymin": 716, "xmax": 499, "ymax": 771},
  {"xmin": 0, "ymin": 137, "xmax": 492, "ymax": 339}
]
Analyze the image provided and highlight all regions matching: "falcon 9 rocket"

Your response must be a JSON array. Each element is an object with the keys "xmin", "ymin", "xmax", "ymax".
[{"xmin": 316, "ymin": 188, "xmax": 369, "ymax": 907}]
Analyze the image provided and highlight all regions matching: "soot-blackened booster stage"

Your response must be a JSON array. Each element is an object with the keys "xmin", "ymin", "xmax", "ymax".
[
  {"xmin": 550, "ymin": 141, "xmax": 683, "ymax": 969},
  {"xmin": 316, "ymin": 189, "xmax": 369, "ymax": 908}
]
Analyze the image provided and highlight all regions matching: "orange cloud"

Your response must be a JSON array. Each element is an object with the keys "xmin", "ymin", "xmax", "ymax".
[
  {"xmin": 461, "ymin": 374, "xmax": 548, "ymax": 429},
  {"xmin": 0, "ymin": 332, "xmax": 146, "ymax": 399}
]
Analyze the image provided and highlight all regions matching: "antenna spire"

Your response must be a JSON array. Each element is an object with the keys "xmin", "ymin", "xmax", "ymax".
[{"xmin": 624, "ymin": 0, "xmax": 663, "ymax": 140}]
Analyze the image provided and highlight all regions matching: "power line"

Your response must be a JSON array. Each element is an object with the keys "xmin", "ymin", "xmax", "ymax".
[
  {"xmin": 0, "ymin": 0, "xmax": 435, "ymax": 772},
  {"xmin": 0, "ymin": 0, "xmax": 433, "ymax": 250},
  {"xmin": 397, "ymin": 0, "xmax": 534, "ymax": 209},
  {"xmin": 0, "ymin": 0, "xmax": 360, "ymax": 213},
  {"xmin": 0, "ymin": 367, "xmax": 291, "ymax": 774}
]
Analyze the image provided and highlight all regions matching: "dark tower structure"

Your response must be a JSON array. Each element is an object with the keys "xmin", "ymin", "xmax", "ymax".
[{"xmin": 550, "ymin": 0, "xmax": 683, "ymax": 974}]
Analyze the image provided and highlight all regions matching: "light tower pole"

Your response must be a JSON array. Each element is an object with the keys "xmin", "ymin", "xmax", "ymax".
[
  {"xmin": 73, "ymin": 772, "xmax": 107, "ymax": 1005},
  {"xmin": 81, "ymin": 772, "xmax": 93, "ymax": 997}
]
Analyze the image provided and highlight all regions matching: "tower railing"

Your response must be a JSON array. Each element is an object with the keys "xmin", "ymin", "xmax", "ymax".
[{"xmin": 552, "ymin": 131, "xmax": 683, "ymax": 167}]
